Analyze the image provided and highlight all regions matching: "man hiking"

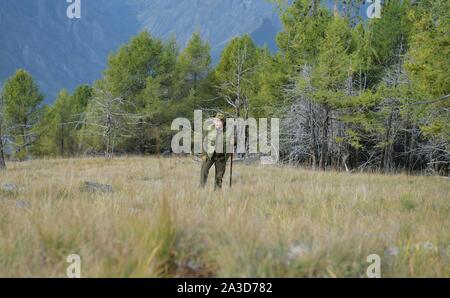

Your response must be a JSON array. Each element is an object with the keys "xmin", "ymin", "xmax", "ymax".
[{"xmin": 200, "ymin": 113, "xmax": 232, "ymax": 190}]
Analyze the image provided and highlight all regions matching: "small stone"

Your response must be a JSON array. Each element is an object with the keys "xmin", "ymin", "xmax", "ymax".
[
  {"xmin": 161, "ymin": 150, "xmax": 172, "ymax": 158},
  {"xmin": 187, "ymin": 260, "xmax": 202, "ymax": 271},
  {"xmin": 244, "ymin": 155, "xmax": 260, "ymax": 165},
  {"xmin": 1, "ymin": 183, "xmax": 19, "ymax": 194},
  {"xmin": 128, "ymin": 207, "xmax": 139, "ymax": 215},
  {"xmin": 82, "ymin": 181, "xmax": 114, "ymax": 193},
  {"xmin": 384, "ymin": 246, "xmax": 400, "ymax": 257},
  {"xmin": 414, "ymin": 241, "xmax": 437, "ymax": 252},
  {"xmin": 15, "ymin": 200, "xmax": 30, "ymax": 209},
  {"xmin": 287, "ymin": 242, "xmax": 310, "ymax": 262}
]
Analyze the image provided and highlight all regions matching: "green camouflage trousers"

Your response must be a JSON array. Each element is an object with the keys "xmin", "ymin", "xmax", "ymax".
[{"xmin": 200, "ymin": 153, "xmax": 230, "ymax": 190}]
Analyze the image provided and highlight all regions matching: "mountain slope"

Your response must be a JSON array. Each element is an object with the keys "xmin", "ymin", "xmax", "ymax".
[
  {"xmin": 136, "ymin": 0, "xmax": 280, "ymax": 58},
  {"xmin": 0, "ymin": 0, "xmax": 280, "ymax": 102}
]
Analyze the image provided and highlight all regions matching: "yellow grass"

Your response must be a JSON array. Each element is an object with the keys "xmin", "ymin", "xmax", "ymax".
[{"xmin": 0, "ymin": 157, "xmax": 449, "ymax": 277}]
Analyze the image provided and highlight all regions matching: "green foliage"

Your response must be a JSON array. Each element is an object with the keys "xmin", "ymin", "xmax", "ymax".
[
  {"xmin": 369, "ymin": 0, "xmax": 412, "ymax": 67},
  {"xmin": 72, "ymin": 85, "xmax": 94, "ymax": 115},
  {"xmin": 4, "ymin": 1, "xmax": 446, "ymax": 173},
  {"xmin": 32, "ymin": 85, "xmax": 93, "ymax": 157},
  {"xmin": 313, "ymin": 16, "xmax": 353, "ymax": 97},
  {"xmin": 179, "ymin": 32, "xmax": 211, "ymax": 92},
  {"xmin": 215, "ymin": 35, "xmax": 259, "ymax": 117},
  {"xmin": 216, "ymin": 35, "xmax": 259, "ymax": 81},
  {"xmin": 105, "ymin": 32, "xmax": 165, "ymax": 99},
  {"xmin": 404, "ymin": 0, "xmax": 450, "ymax": 144},
  {"xmin": 2, "ymin": 69, "xmax": 44, "ymax": 159},
  {"xmin": 276, "ymin": 0, "xmax": 331, "ymax": 69},
  {"xmin": 33, "ymin": 87, "xmax": 93, "ymax": 157},
  {"xmin": 252, "ymin": 49, "xmax": 288, "ymax": 118}
]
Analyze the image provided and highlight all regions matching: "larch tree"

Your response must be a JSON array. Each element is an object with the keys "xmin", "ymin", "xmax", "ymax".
[
  {"xmin": 404, "ymin": 0, "xmax": 450, "ymax": 174},
  {"xmin": 179, "ymin": 32, "xmax": 211, "ymax": 92},
  {"xmin": 215, "ymin": 35, "xmax": 259, "ymax": 119},
  {"xmin": 2, "ymin": 69, "xmax": 44, "ymax": 160}
]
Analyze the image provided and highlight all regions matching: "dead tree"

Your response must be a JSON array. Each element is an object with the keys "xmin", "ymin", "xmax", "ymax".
[
  {"xmin": 83, "ymin": 87, "xmax": 143, "ymax": 158},
  {"xmin": 282, "ymin": 65, "xmax": 321, "ymax": 168}
]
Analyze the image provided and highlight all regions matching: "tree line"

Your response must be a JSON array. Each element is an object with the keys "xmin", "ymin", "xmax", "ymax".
[{"xmin": 0, "ymin": 0, "xmax": 448, "ymax": 175}]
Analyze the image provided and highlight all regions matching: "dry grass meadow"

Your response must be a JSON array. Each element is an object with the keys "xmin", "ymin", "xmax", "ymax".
[{"xmin": 0, "ymin": 157, "xmax": 449, "ymax": 277}]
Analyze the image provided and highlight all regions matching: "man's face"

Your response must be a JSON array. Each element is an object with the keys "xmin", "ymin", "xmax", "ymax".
[{"xmin": 214, "ymin": 118, "xmax": 224, "ymax": 129}]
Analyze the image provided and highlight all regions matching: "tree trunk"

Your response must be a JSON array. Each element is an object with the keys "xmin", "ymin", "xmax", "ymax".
[
  {"xmin": 312, "ymin": 0, "xmax": 319, "ymax": 16},
  {"xmin": 22, "ymin": 124, "xmax": 29, "ymax": 160},
  {"xmin": 193, "ymin": 72, "xmax": 198, "ymax": 91},
  {"xmin": 0, "ymin": 130, "xmax": 6, "ymax": 170},
  {"xmin": 334, "ymin": 0, "xmax": 339, "ymax": 17},
  {"xmin": 309, "ymin": 101, "xmax": 319, "ymax": 169},
  {"xmin": 60, "ymin": 124, "xmax": 65, "ymax": 157},
  {"xmin": 381, "ymin": 109, "xmax": 394, "ymax": 172},
  {"xmin": 320, "ymin": 108, "xmax": 330, "ymax": 170}
]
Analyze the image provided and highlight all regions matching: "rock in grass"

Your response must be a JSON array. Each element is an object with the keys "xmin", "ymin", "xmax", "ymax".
[
  {"xmin": 82, "ymin": 181, "xmax": 114, "ymax": 193},
  {"xmin": 15, "ymin": 200, "xmax": 30, "ymax": 209},
  {"xmin": 384, "ymin": 246, "xmax": 400, "ymax": 257},
  {"xmin": 413, "ymin": 241, "xmax": 438, "ymax": 252},
  {"xmin": 287, "ymin": 242, "xmax": 311, "ymax": 262},
  {"xmin": 385, "ymin": 242, "xmax": 439, "ymax": 258},
  {"xmin": 445, "ymin": 246, "xmax": 450, "ymax": 258},
  {"xmin": 161, "ymin": 149, "xmax": 172, "ymax": 158},
  {"xmin": 187, "ymin": 260, "xmax": 203, "ymax": 272},
  {"xmin": 1, "ymin": 183, "xmax": 19, "ymax": 194}
]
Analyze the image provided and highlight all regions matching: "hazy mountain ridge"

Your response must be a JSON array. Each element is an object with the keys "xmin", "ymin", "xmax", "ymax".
[
  {"xmin": 0, "ymin": 0, "xmax": 280, "ymax": 102},
  {"xmin": 136, "ymin": 0, "xmax": 280, "ymax": 52}
]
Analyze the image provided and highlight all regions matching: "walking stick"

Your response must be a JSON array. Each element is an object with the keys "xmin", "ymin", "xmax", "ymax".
[{"xmin": 229, "ymin": 153, "xmax": 234, "ymax": 188}]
